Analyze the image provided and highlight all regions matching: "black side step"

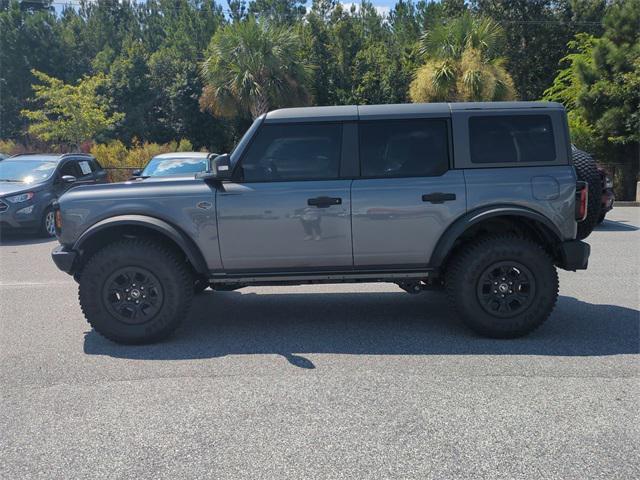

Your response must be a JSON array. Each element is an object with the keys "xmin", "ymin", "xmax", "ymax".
[{"xmin": 209, "ymin": 269, "xmax": 437, "ymax": 286}]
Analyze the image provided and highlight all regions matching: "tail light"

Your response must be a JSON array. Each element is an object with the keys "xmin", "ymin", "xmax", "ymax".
[{"xmin": 576, "ymin": 181, "xmax": 588, "ymax": 222}]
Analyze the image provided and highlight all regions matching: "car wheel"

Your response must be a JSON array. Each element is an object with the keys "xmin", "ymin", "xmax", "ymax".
[
  {"xmin": 39, "ymin": 207, "xmax": 56, "ymax": 238},
  {"xmin": 572, "ymin": 146, "xmax": 602, "ymax": 240},
  {"xmin": 79, "ymin": 239, "xmax": 193, "ymax": 344},
  {"xmin": 445, "ymin": 235, "xmax": 559, "ymax": 338},
  {"xmin": 597, "ymin": 212, "xmax": 606, "ymax": 224}
]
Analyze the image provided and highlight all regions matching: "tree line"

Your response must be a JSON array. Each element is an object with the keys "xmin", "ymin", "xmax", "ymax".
[{"xmin": 0, "ymin": 0, "xmax": 638, "ymax": 197}]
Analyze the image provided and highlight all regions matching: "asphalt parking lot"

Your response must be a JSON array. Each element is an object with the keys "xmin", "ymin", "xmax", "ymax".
[{"xmin": 1, "ymin": 207, "xmax": 639, "ymax": 479}]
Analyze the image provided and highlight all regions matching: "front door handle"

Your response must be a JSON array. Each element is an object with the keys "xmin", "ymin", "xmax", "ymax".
[
  {"xmin": 308, "ymin": 196, "xmax": 342, "ymax": 208},
  {"xmin": 422, "ymin": 192, "xmax": 457, "ymax": 204}
]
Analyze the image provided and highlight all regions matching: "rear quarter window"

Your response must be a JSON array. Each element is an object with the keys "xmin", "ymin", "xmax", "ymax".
[{"xmin": 469, "ymin": 115, "xmax": 556, "ymax": 164}]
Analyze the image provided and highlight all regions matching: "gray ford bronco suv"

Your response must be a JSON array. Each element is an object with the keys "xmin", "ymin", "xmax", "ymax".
[{"xmin": 51, "ymin": 102, "xmax": 594, "ymax": 344}]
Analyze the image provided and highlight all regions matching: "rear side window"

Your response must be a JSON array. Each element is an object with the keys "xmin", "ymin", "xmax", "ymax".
[
  {"xmin": 359, "ymin": 119, "xmax": 449, "ymax": 178},
  {"xmin": 90, "ymin": 159, "xmax": 103, "ymax": 171},
  {"xmin": 240, "ymin": 123, "xmax": 342, "ymax": 182},
  {"xmin": 469, "ymin": 115, "xmax": 556, "ymax": 164}
]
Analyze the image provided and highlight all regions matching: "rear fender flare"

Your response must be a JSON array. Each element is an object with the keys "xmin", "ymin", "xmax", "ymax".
[{"xmin": 430, "ymin": 205, "xmax": 564, "ymax": 268}]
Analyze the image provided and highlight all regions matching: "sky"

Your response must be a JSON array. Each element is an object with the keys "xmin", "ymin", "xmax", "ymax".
[
  {"xmin": 50, "ymin": 0, "xmax": 400, "ymax": 17},
  {"xmin": 340, "ymin": 1, "xmax": 393, "ymax": 16}
]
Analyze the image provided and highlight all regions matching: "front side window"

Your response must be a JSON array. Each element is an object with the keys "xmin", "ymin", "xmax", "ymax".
[
  {"xmin": 359, "ymin": 119, "xmax": 449, "ymax": 178},
  {"xmin": 239, "ymin": 123, "xmax": 342, "ymax": 182},
  {"xmin": 469, "ymin": 115, "xmax": 556, "ymax": 164},
  {"xmin": 59, "ymin": 162, "xmax": 80, "ymax": 177}
]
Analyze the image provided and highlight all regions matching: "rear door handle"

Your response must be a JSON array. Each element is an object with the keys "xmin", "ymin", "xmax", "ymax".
[
  {"xmin": 422, "ymin": 192, "xmax": 457, "ymax": 204},
  {"xmin": 308, "ymin": 196, "xmax": 342, "ymax": 208}
]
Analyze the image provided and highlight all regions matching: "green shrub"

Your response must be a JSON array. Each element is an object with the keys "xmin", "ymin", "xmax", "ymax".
[
  {"xmin": 0, "ymin": 139, "xmax": 18, "ymax": 155},
  {"xmin": 90, "ymin": 139, "xmax": 197, "ymax": 182}
]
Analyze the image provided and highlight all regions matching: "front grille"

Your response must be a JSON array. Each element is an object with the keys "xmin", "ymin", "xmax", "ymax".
[{"xmin": 0, "ymin": 200, "xmax": 8, "ymax": 212}]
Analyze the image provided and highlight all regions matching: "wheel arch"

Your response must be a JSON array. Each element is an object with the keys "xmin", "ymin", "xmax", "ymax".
[
  {"xmin": 73, "ymin": 215, "xmax": 208, "ymax": 275},
  {"xmin": 430, "ymin": 205, "xmax": 564, "ymax": 268}
]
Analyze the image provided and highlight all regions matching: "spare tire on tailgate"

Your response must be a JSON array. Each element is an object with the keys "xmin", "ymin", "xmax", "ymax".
[{"xmin": 572, "ymin": 145, "xmax": 602, "ymax": 240}]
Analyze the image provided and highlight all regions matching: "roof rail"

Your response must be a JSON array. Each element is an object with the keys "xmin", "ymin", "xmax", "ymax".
[
  {"xmin": 9, "ymin": 151, "xmax": 93, "ymax": 158},
  {"xmin": 60, "ymin": 152, "xmax": 93, "ymax": 158},
  {"xmin": 9, "ymin": 152, "xmax": 38, "ymax": 157}
]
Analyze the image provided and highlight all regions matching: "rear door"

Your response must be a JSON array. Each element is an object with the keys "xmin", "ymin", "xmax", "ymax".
[
  {"xmin": 216, "ymin": 122, "xmax": 353, "ymax": 271},
  {"xmin": 351, "ymin": 117, "xmax": 466, "ymax": 267}
]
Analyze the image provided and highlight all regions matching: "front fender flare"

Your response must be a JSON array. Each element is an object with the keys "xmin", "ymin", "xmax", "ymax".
[
  {"xmin": 429, "ymin": 205, "xmax": 564, "ymax": 268},
  {"xmin": 73, "ymin": 214, "xmax": 208, "ymax": 274}
]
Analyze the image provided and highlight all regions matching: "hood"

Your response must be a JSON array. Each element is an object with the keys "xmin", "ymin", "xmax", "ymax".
[
  {"xmin": 0, "ymin": 181, "xmax": 46, "ymax": 197},
  {"xmin": 59, "ymin": 175, "xmax": 210, "ymax": 204}
]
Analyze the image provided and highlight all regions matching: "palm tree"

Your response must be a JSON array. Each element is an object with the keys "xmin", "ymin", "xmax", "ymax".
[
  {"xmin": 409, "ymin": 13, "xmax": 517, "ymax": 103},
  {"xmin": 200, "ymin": 18, "xmax": 312, "ymax": 119}
]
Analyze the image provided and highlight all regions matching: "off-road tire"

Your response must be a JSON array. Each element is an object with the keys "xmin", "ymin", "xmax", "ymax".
[
  {"xmin": 572, "ymin": 146, "xmax": 602, "ymax": 240},
  {"xmin": 446, "ymin": 235, "xmax": 559, "ymax": 338},
  {"xmin": 79, "ymin": 239, "xmax": 193, "ymax": 344}
]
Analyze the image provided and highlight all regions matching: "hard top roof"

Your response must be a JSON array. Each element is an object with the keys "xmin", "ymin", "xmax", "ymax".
[{"xmin": 264, "ymin": 101, "xmax": 564, "ymax": 123}]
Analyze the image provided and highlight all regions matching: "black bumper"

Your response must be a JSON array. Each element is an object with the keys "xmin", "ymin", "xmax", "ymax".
[
  {"xmin": 51, "ymin": 245, "xmax": 77, "ymax": 274},
  {"xmin": 558, "ymin": 240, "xmax": 590, "ymax": 271}
]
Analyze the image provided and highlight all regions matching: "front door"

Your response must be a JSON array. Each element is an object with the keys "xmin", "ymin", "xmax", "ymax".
[
  {"xmin": 217, "ymin": 122, "xmax": 353, "ymax": 271},
  {"xmin": 351, "ymin": 118, "xmax": 466, "ymax": 267}
]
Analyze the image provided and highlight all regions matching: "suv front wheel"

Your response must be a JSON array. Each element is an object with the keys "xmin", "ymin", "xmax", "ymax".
[
  {"xmin": 446, "ymin": 235, "xmax": 559, "ymax": 338},
  {"xmin": 78, "ymin": 239, "xmax": 194, "ymax": 344}
]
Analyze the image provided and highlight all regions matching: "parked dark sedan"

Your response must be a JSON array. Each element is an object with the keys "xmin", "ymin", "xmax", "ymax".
[{"xmin": 0, "ymin": 153, "xmax": 106, "ymax": 237}]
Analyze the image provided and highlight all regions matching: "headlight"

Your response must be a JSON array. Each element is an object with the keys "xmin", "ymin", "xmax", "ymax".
[
  {"xmin": 6, "ymin": 192, "xmax": 34, "ymax": 203},
  {"xmin": 605, "ymin": 176, "xmax": 613, "ymax": 189}
]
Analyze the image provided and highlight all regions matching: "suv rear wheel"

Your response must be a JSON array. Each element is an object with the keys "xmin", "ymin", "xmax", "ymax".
[
  {"xmin": 446, "ymin": 235, "xmax": 558, "ymax": 338},
  {"xmin": 79, "ymin": 239, "xmax": 193, "ymax": 344}
]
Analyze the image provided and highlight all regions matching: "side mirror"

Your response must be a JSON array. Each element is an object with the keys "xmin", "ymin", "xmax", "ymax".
[
  {"xmin": 197, "ymin": 153, "xmax": 232, "ymax": 181},
  {"xmin": 131, "ymin": 169, "xmax": 142, "ymax": 177},
  {"xmin": 212, "ymin": 153, "xmax": 232, "ymax": 180},
  {"xmin": 61, "ymin": 175, "xmax": 76, "ymax": 184}
]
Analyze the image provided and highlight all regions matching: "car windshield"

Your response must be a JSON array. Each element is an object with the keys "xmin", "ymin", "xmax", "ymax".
[
  {"xmin": 141, "ymin": 157, "xmax": 208, "ymax": 177},
  {"xmin": 0, "ymin": 160, "xmax": 57, "ymax": 183}
]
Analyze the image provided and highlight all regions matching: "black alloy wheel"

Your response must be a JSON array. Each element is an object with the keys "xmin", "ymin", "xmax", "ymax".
[
  {"xmin": 102, "ymin": 266, "xmax": 164, "ymax": 324},
  {"xmin": 476, "ymin": 261, "xmax": 535, "ymax": 318}
]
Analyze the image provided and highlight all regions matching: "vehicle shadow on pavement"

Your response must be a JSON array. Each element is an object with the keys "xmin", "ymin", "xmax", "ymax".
[
  {"xmin": 83, "ymin": 291, "xmax": 640, "ymax": 367},
  {"xmin": 595, "ymin": 219, "xmax": 639, "ymax": 232},
  {"xmin": 0, "ymin": 232, "xmax": 56, "ymax": 246}
]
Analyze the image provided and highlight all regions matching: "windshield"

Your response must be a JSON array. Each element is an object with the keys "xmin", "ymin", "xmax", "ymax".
[
  {"xmin": 141, "ymin": 157, "xmax": 208, "ymax": 177},
  {"xmin": 0, "ymin": 160, "xmax": 57, "ymax": 183}
]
